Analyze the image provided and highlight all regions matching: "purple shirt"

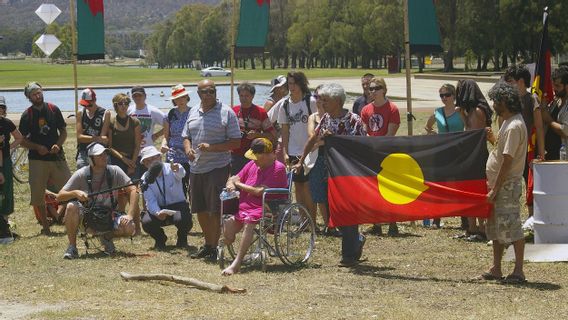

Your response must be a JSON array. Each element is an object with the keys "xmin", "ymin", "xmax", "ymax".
[{"xmin": 236, "ymin": 160, "xmax": 288, "ymax": 223}]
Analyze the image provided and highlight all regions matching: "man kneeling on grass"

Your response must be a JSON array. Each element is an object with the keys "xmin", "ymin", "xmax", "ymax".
[
  {"xmin": 56, "ymin": 143, "xmax": 138, "ymax": 259},
  {"xmin": 221, "ymin": 138, "xmax": 287, "ymax": 275},
  {"xmin": 479, "ymin": 81, "xmax": 528, "ymax": 284}
]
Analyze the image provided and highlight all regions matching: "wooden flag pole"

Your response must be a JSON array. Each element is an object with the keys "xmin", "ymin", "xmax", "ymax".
[
  {"xmin": 403, "ymin": 0, "xmax": 413, "ymax": 136},
  {"xmin": 230, "ymin": 0, "xmax": 237, "ymax": 108},
  {"xmin": 69, "ymin": 0, "xmax": 79, "ymax": 115}
]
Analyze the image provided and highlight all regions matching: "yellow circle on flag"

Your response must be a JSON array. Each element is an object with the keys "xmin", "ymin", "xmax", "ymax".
[{"xmin": 377, "ymin": 153, "xmax": 429, "ymax": 205}]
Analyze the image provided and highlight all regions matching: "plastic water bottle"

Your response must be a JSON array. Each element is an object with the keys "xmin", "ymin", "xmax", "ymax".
[
  {"xmin": 220, "ymin": 189, "xmax": 240, "ymax": 201},
  {"xmin": 560, "ymin": 144, "xmax": 567, "ymax": 161}
]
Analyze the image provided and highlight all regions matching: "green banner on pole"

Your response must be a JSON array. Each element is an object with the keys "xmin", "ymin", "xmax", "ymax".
[
  {"xmin": 235, "ymin": 0, "xmax": 270, "ymax": 54},
  {"xmin": 408, "ymin": 0, "xmax": 442, "ymax": 53},
  {"xmin": 77, "ymin": 0, "xmax": 105, "ymax": 60}
]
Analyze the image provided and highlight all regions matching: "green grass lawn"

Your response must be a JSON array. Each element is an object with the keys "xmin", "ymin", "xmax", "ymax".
[{"xmin": 0, "ymin": 60, "xmax": 398, "ymax": 89}]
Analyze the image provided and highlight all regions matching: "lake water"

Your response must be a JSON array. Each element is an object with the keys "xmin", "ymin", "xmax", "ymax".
[{"xmin": 0, "ymin": 85, "xmax": 271, "ymax": 113}]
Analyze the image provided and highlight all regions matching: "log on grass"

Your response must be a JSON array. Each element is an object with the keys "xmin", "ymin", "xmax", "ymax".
[{"xmin": 119, "ymin": 272, "xmax": 246, "ymax": 294}]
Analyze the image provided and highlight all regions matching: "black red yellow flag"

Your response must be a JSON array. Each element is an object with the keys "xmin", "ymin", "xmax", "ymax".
[
  {"xmin": 531, "ymin": 7, "xmax": 553, "ymax": 101},
  {"xmin": 325, "ymin": 130, "xmax": 491, "ymax": 227}
]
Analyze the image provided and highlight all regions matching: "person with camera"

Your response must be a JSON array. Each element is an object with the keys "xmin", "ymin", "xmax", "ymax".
[
  {"xmin": 56, "ymin": 143, "xmax": 138, "ymax": 259},
  {"xmin": 139, "ymin": 146, "xmax": 192, "ymax": 250},
  {"xmin": 231, "ymin": 82, "xmax": 275, "ymax": 175}
]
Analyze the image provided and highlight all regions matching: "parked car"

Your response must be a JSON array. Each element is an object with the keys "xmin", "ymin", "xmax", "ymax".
[{"xmin": 200, "ymin": 67, "xmax": 231, "ymax": 77}]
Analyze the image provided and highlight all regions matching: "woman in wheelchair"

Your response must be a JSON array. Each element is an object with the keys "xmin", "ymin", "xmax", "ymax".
[{"xmin": 222, "ymin": 138, "xmax": 288, "ymax": 275}]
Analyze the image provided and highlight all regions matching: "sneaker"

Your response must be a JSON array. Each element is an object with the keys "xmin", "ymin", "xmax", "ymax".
[
  {"xmin": 190, "ymin": 245, "xmax": 215, "ymax": 259},
  {"xmin": 63, "ymin": 245, "xmax": 79, "ymax": 259},
  {"xmin": 99, "ymin": 235, "xmax": 116, "ymax": 255}
]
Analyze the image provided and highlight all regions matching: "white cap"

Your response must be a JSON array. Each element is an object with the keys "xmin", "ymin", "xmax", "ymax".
[
  {"xmin": 140, "ymin": 146, "xmax": 161, "ymax": 164},
  {"xmin": 87, "ymin": 143, "xmax": 108, "ymax": 156}
]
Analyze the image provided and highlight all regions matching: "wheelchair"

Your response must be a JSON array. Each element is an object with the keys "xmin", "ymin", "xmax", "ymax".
[{"xmin": 217, "ymin": 172, "xmax": 316, "ymax": 271}]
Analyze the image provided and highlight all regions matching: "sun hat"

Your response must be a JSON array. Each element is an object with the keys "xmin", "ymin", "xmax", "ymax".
[
  {"xmin": 131, "ymin": 86, "xmax": 146, "ymax": 96},
  {"xmin": 79, "ymin": 88, "xmax": 97, "ymax": 107},
  {"xmin": 168, "ymin": 84, "xmax": 190, "ymax": 100},
  {"xmin": 269, "ymin": 75, "xmax": 287, "ymax": 95},
  {"xmin": 140, "ymin": 146, "xmax": 161, "ymax": 164},
  {"xmin": 244, "ymin": 138, "xmax": 274, "ymax": 160}
]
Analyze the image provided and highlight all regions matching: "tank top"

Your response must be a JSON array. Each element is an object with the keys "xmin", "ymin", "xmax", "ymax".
[
  {"xmin": 78, "ymin": 106, "xmax": 106, "ymax": 151},
  {"xmin": 110, "ymin": 116, "xmax": 139, "ymax": 159},
  {"xmin": 434, "ymin": 107, "xmax": 464, "ymax": 133}
]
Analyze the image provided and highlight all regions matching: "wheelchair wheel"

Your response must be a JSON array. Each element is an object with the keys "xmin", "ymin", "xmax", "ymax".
[
  {"xmin": 11, "ymin": 146, "xmax": 29, "ymax": 184},
  {"xmin": 274, "ymin": 203, "xmax": 316, "ymax": 266}
]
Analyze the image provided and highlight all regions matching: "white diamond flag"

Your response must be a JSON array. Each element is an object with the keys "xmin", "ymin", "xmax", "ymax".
[
  {"xmin": 35, "ymin": 34, "xmax": 61, "ymax": 56},
  {"xmin": 35, "ymin": 4, "xmax": 62, "ymax": 25}
]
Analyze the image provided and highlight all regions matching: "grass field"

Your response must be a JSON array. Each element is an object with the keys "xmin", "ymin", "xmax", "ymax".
[
  {"xmin": 2, "ymin": 112, "xmax": 568, "ymax": 319},
  {"xmin": 0, "ymin": 60, "xmax": 397, "ymax": 89}
]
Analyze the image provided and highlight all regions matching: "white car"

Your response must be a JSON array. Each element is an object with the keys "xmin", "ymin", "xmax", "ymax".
[{"xmin": 200, "ymin": 67, "xmax": 231, "ymax": 77}]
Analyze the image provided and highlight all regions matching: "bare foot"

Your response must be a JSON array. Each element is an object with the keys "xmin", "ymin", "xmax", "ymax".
[{"xmin": 221, "ymin": 265, "xmax": 240, "ymax": 276}]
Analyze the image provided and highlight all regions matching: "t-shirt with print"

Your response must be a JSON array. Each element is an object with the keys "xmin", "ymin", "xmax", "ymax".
[
  {"xmin": 166, "ymin": 108, "xmax": 191, "ymax": 164},
  {"xmin": 0, "ymin": 117, "xmax": 16, "ymax": 160},
  {"xmin": 360, "ymin": 100, "xmax": 400, "ymax": 137},
  {"xmin": 127, "ymin": 104, "xmax": 165, "ymax": 152},
  {"xmin": 232, "ymin": 104, "xmax": 275, "ymax": 156},
  {"xmin": 19, "ymin": 102, "xmax": 67, "ymax": 161},
  {"xmin": 62, "ymin": 165, "xmax": 131, "ymax": 208},
  {"xmin": 486, "ymin": 113, "xmax": 527, "ymax": 189},
  {"xmin": 276, "ymin": 96, "xmax": 317, "ymax": 156},
  {"xmin": 237, "ymin": 160, "xmax": 288, "ymax": 221}
]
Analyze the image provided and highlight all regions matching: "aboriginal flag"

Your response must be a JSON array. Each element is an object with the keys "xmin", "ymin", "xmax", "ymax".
[
  {"xmin": 326, "ymin": 130, "xmax": 491, "ymax": 227},
  {"xmin": 77, "ymin": 0, "xmax": 105, "ymax": 60},
  {"xmin": 235, "ymin": 0, "xmax": 270, "ymax": 54},
  {"xmin": 531, "ymin": 7, "xmax": 553, "ymax": 101}
]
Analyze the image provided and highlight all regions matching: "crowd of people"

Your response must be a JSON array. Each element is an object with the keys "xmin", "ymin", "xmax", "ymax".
[{"xmin": 1, "ymin": 65, "xmax": 568, "ymax": 281}]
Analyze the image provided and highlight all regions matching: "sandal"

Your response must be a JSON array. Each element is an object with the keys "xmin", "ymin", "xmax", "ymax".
[
  {"xmin": 473, "ymin": 272, "xmax": 504, "ymax": 281},
  {"xmin": 502, "ymin": 274, "xmax": 527, "ymax": 284}
]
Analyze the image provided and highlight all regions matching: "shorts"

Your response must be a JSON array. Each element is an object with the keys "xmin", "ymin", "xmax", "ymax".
[
  {"xmin": 76, "ymin": 150, "xmax": 89, "ymax": 170},
  {"xmin": 29, "ymin": 160, "xmax": 71, "ymax": 206},
  {"xmin": 485, "ymin": 179, "xmax": 524, "ymax": 244},
  {"xmin": 289, "ymin": 155, "xmax": 309, "ymax": 183},
  {"xmin": 190, "ymin": 165, "xmax": 230, "ymax": 214},
  {"xmin": 308, "ymin": 155, "xmax": 328, "ymax": 203}
]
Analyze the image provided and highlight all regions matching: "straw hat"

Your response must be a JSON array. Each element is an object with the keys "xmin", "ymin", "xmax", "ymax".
[{"xmin": 168, "ymin": 84, "xmax": 190, "ymax": 100}]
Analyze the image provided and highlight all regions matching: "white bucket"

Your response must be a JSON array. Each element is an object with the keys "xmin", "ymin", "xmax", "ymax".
[{"xmin": 533, "ymin": 162, "xmax": 568, "ymax": 244}]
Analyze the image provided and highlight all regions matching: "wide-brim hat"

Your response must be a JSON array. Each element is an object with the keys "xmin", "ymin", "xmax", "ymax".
[
  {"xmin": 167, "ymin": 84, "xmax": 190, "ymax": 100},
  {"xmin": 244, "ymin": 138, "xmax": 274, "ymax": 160},
  {"xmin": 140, "ymin": 146, "xmax": 161, "ymax": 164},
  {"xmin": 269, "ymin": 75, "xmax": 287, "ymax": 95}
]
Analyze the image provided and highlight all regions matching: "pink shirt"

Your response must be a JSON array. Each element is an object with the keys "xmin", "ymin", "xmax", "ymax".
[
  {"xmin": 236, "ymin": 160, "xmax": 288, "ymax": 223},
  {"xmin": 360, "ymin": 100, "xmax": 400, "ymax": 136}
]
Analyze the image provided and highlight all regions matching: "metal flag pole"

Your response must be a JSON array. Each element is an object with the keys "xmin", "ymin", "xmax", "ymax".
[
  {"xmin": 69, "ymin": 0, "xmax": 79, "ymax": 115},
  {"xmin": 230, "ymin": 0, "xmax": 237, "ymax": 107},
  {"xmin": 403, "ymin": 0, "xmax": 413, "ymax": 136}
]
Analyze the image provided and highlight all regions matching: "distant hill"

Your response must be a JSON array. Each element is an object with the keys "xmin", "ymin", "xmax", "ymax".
[{"xmin": 0, "ymin": 0, "xmax": 220, "ymax": 33}]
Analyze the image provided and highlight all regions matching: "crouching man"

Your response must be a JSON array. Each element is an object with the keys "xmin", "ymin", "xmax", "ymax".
[
  {"xmin": 140, "ymin": 146, "xmax": 192, "ymax": 250},
  {"xmin": 57, "ymin": 143, "xmax": 138, "ymax": 259}
]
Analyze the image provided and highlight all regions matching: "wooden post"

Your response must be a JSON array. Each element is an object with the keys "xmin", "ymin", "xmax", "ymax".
[
  {"xmin": 69, "ymin": 0, "xmax": 79, "ymax": 115},
  {"xmin": 403, "ymin": 0, "xmax": 413, "ymax": 136},
  {"xmin": 230, "ymin": 0, "xmax": 237, "ymax": 108}
]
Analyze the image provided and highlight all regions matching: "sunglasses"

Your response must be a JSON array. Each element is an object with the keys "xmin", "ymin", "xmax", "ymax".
[
  {"xmin": 198, "ymin": 88, "xmax": 216, "ymax": 95},
  {"xmin": 369, "ymin": 86, "xmax": 383, "ymax": 92},
  {"xmin": 439, "ymin": 93, "xmax": 452, "ymax": 98},
  {"xmin": 115, "ymin": 101, "xmax": 129, "ymax": 107}
]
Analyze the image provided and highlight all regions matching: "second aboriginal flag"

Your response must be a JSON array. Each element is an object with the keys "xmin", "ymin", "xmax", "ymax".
[{"xmin": 325, "ymin": 130, "xmax": 491, "ymax": 227}]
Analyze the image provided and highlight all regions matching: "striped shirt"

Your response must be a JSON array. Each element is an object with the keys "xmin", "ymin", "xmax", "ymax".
[{"xmin": 182, "ymin": 100, "xmax": 241, "ymax": 174}]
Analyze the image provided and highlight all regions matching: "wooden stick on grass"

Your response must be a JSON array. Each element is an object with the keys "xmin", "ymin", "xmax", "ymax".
[{"xmin": 120, "ymin": 272, "xmax": 246, "ymax": 294}]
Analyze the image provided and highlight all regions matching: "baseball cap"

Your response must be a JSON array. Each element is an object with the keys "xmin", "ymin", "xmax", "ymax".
[
  {"xmin": 244, "ymin": 138, "xmax": 274, "ymax": 160},
  {"xmin": 0, "ymin": 96, "xmax": 6, "ymax": 107},
  {"xmin": 140, "ymin": 146, "xmax": 161, "ymax": 164},
  {"xmin": 79, "ymin": 88, "xmax": 96, "ymax": 107},
  {"xmin": 87, "ymin": 143, "xmax": 108, "ymax": 157},
  {"xmin": 131, "ymin": 86, "xmax": 146, "ymax": 96}
]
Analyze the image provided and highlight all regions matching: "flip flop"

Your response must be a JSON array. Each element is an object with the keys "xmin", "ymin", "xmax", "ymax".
[
  {"xmin": 502, "ymin": 274, "xmax": 527, "ymax": 284},
  {"xmin": 473, "ymin": 272, "xmax": 504, "ymax": 281}
]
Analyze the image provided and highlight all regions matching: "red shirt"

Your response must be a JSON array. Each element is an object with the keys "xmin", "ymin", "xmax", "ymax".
[
  {"xmin": 360, "ymin": 100, "xmax": 400, "ymax": 136},
  {"xmin": 232, "ymin": 104, "xmax": 275, "ymax": 155}
]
